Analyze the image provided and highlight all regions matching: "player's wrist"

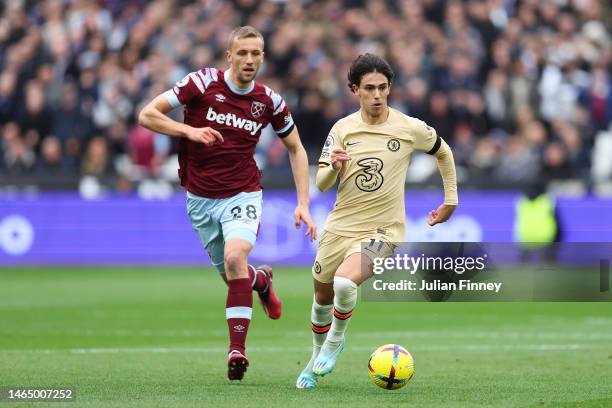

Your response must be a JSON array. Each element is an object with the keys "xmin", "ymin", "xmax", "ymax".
[{"xmin": 177, "ymin": 124, "xmax": 192, "ymax": 138}]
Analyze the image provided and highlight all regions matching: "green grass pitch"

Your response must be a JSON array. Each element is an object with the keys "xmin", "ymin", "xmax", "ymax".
[{"xmin": 0, "ymin": 267, "xmax": 611, "ymax": 407}]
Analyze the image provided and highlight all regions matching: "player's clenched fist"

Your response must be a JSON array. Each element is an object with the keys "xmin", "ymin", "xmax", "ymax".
[
  {"xmin": 427, "ymin": 204, "xmax": 457, "ymax": 226},
  {"xmin": 330, "ymin": 148, "xmax": 351, "ymax": 170},
  {"xmin": 184, "ymin": 126, "xmax": 224, "ymax": 146}
]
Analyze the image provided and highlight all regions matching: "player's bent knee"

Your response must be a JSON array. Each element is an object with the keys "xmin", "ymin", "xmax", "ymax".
[
  {"xmin": 224, "ymin": 251, "xmax": 248, "ymax": 279},
  {"xmin": 333, "ymin": 276, "xmax": 357, "ymax": 301},
  {"xmin": 224, "ymin": 251, "xmax": 244, "ymax": 268}
]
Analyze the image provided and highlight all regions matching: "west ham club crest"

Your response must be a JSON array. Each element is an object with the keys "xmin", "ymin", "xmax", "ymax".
[{"xmin": 251, "ymin": 101, "xmax": 266, "ymax": 118}]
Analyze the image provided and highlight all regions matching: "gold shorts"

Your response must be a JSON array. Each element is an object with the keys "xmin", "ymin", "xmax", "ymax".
[{"xmin": 312, "ymin": 230, "xmax": 395, "ymax": 283}]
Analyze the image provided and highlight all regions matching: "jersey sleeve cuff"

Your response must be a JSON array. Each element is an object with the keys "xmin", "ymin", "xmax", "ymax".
[
  {"xmin": 426, "ymin": 134, "xmax": 442, "ymax": 155},
  {"xmin": 164, "ymin": 90, "xmax": 181, "ymax": 109},
  {"xmin": 276, "ymin": 122, "xmax": 295, "ymax": 138}
]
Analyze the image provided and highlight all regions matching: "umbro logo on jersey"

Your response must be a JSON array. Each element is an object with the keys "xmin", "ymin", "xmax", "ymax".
[
  {"xmin": 215, "ymin": 94, "xmax": 226, "ymax": 103},
  {"xmin": 206, "ymin": 107, "xmax": 263, "ymax": 136}
]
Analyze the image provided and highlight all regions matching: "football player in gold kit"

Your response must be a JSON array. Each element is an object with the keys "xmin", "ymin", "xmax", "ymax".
[{"xmin": 297, "ymin": 54, "xmax": 458, "ymax": 388}]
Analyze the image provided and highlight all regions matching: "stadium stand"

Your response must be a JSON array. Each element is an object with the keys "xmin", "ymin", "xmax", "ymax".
[{"xmin": 0, "ymin": 0, "xmax": 610, "ymax": 194}]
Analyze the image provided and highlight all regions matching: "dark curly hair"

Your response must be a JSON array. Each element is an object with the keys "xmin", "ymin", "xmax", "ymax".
[{"xmin": 347, "ymin": 53, "xmax": 394, "ymax": 91}]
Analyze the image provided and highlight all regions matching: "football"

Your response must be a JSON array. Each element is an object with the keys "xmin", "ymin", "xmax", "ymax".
[{"xmin": 368, "ymin": 344, "xmax": 414, "ymax": 390}]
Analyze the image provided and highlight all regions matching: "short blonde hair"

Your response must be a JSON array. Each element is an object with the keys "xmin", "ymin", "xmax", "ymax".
[{"xmin": 228, "ymin": 26, "xmax": 264, "ymax": 50}]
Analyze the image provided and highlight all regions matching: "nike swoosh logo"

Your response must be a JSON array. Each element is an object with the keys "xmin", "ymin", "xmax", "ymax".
[{"xmin": 346, "ymin": 142, "xmax": 360, "ymax": 146}]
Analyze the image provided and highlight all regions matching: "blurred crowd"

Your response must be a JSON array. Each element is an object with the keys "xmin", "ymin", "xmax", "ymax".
[{"xmin": 0, "ymin": 0, "xmax": 611, "ymax": 194}]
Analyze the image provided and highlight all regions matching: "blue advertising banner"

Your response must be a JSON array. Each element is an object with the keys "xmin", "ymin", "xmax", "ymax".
[{"xmin": 0, "ymin": 191, "xmax": 610, "ymax": 266}]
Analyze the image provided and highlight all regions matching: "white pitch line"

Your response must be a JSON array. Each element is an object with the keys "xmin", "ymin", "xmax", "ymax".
[
  {"xmin": 1, "ymin": 343, "xmax": 609, "ymax": 355},
  {"xmin": 345, "ymin": 331, "xmax": 612, "ymax": 340},
  {"xmin": 1, "ymin": 328, "xmax": 611, "ymax": 340}
]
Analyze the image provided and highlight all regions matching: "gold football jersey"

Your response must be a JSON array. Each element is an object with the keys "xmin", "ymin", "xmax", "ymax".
[{"xmin": 318, "ymin": 108, "xmax": 440, "ymax": 241}]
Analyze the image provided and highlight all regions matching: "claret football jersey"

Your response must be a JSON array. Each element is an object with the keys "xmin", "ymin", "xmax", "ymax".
[{"xmin": 166, "ymin": 68, "xmax": 295, "ymax": 198}]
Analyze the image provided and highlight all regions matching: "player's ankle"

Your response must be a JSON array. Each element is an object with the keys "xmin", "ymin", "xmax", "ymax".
[
  {"xmin": 325, "ymin": 337, "xmax": 343, "ymax": 348},
  {"xmin": 229, "ymin": 347, "xmax": 246, "ymax": 356},
  {"xmin": 249, "ymin": 264, "xmax": 270, "ymax": 292}
]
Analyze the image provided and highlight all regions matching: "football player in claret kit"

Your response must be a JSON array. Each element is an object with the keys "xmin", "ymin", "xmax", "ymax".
[
  {"xmin": 296, "ymin": 54, "xmax": 459, "ymax": 388},
  {"xmin": 138, "ymin": 26, "xmax": 317, "ymax": 381}
]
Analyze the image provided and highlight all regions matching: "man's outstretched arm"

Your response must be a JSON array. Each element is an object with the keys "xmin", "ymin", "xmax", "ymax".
[
  {"xmin": 138, "ymin": 93, "xmax": 223, "ymax": 146},
  {"xmin": 281, "ymin": 127, "xmax": 317, "ymax": 240}
]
